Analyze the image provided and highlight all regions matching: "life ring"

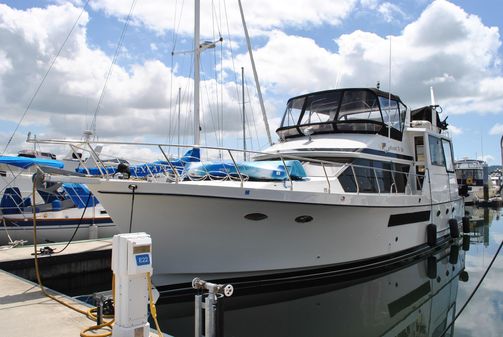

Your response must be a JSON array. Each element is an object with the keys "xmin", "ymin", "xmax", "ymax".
[{"xmin": 465, "ymin": 177, "xmax": 473, "ymax": 185}]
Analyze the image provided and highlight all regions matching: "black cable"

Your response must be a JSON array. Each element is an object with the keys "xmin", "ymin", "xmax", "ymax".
[
  {"xmin": 90, "ymin": 0, "xmax": 137, "ymax": 135},
  {"xmin": 128, "ymin": 184, "xmax": 137, "ymax": 233},
  {"xmin": 53, "ymin": 191, "xmax": 93, "ymax": 254},
  {"xmin": 440, "ymin": 239, "xmax": 503, "ymax": 337}
]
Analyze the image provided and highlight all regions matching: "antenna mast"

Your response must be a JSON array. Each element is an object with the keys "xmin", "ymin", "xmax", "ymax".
[
  {"xmin": 242, "ymin": 67, "xmax": 247, "ymax": 161},
  {"xmin": 238, "ymin": 0, "xmax": 272, "ymax": 146},
  {"xmin": 193, "ymin": 0, "xmax": 201, "ymax": 146}
]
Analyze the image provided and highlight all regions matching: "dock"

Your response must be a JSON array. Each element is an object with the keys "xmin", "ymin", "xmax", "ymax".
[
  {"xmin": 0, "ymin": 239, "xmax": 165, "ymax": 336},
  {"xmin": 0, "ymin": 269, "xmax": 100, "ymax": 336},
  {"xmin": 0, "ymin": 238, "xmax": 112, "ymax": 295}
]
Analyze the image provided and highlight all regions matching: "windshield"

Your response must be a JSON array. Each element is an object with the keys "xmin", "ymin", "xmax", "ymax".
[{"xmin": 277, "ymin": 89, "xmax": 405, "ymax": 140}]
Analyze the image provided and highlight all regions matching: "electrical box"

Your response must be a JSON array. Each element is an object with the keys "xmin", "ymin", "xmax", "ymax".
[{"xmin": 112, "ymin": 233, "xmax": 153, "ymax": 337}]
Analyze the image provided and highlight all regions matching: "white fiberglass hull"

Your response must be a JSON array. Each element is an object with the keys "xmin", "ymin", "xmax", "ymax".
[
  {"xmin": 90, "ymin": 180, "xmax": 463, "ymax": 287},
  {"xmin": 0, "ymin": 206, "xmax": 117, "ymax": 244}
]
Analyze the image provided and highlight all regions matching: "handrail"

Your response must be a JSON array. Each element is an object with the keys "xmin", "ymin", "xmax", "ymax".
[
  {"xmin": 26, "ymin": 137, "xmax": 455, "ymax": 199},
  {"xmin": 158, "ymin": 145, "xmax": 180, "ymax": 183},
  {"xmin": 373, "ymin": 168, "xmax": 381, "ymax": 194},
  {"xmin": 390, "ymin": 182, "xmax": 397, "ymax": 194},
  {"xmin": 279, "ymin": 156, "xmax": 293, "ymax": 191},
  {"xmin": 69, "ymin": 144, "xmax": 90, "ymax": 175},
  {"xmin": 86, "ymin": 142, "xmax": 109, "ymax": 179},
  {"xmin": 351, "ymin": 165, "xmax": 359, "ymax": 194},
  {"xmin": 321, "ymin": 163, "xmax": 331, "ymax": 193},
  {"xmin": 227, "ymin": 150, "xmax": 244, "ymax": 188}
]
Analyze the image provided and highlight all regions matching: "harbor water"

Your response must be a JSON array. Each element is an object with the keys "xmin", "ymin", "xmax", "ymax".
[{"xmin": 152, "ymin": 206, "xmax": 503, "ymax": 337}]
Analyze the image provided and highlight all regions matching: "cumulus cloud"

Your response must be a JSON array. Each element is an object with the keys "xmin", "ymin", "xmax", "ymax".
[
  {"xmin": 489, "ymin": 123, "xmax": 503, "ymax": 135},
  {"xmin": 229, "ymin": 0, "xmax": 503, "ymax": 114},
  {"xmin": 478, "ymin": 154, "xmax": 495, "ymax": 163},
  {"xmin": 1, "ymin": 0, "xmax": 503, "ymax": 160},
  {"xmin": 448, "ymin": 124, "xmax": 462, "ymax": 135},
  {"xmin": 0, "ymin": 2, "xmax": 264, "ymax": 155},
  {"xmin": 87, "ymin": 0, "xmax": 358, "ymax": 36}
]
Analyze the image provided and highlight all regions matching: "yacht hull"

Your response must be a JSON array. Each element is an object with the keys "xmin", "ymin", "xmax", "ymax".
[
  {"xmin": 0, "ymin": 212, "xmax": 116, "ymax": 244},
  {"xmin": 90, "ymin": 180, "xmax": 463, "ymax": 287}
]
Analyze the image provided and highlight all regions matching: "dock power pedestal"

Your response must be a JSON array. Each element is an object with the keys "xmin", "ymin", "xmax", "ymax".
[{"xmin": 112, "ymin": 233, "xmax": 153, "ymax": 337}]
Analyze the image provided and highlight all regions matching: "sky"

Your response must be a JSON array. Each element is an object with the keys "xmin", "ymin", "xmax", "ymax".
[{"xmin": 0, "ymin": 0, "xmax": 502, "ymax": 165}]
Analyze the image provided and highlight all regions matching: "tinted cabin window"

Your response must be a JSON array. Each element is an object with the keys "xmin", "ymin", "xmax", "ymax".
[
  {"xmin": 442, "ymin": 139, "xmax": 454, "ymax": 172},
  {"xmin": 428, "ymin": 135, "xmax": 445, "ymax": 166},
  {"xmin": 394, "ymin": 163, "xmax": 410, "ymax": 192},
  {"xmin": 373, "ymin": 160, "xmax": 393, "ymax": 192},
  {"xmin": 354, "ymin": 159, "xmax": 380, "ymax": 193},
  {"xmin": 339, "ymin": 159, "xmax": 410, "ymax": 193}
]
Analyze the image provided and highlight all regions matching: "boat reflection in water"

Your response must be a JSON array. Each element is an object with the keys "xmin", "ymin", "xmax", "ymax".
[
  {"xmin": 156, "ymin": 241, "xmax": 467, "ymax": 337},
  {"xmin": 465, "ymin": 205, "xmax": 498, "ymax": 246}
]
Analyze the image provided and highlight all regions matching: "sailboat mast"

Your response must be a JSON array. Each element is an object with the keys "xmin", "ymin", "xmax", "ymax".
[
  {"xmin": 177, "ymin": 87, "xmax": 181, "ymax": 157},
  {"xmin": 238, "ymin": 0, "xmax": 272, "ymax": 146},
  {"xmin": 242, "ymin": 67, "xmax": 247, "ymax": 161},
  {"xmin": 194, "ymin": 0, "xmax": 201, "ymax": 146}
]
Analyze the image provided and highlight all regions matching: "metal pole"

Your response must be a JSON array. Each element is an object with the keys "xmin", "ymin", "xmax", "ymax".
[
  {"xmin": 500, "ymin": 134, "xmax": 503, "ymax": 170},
  {"xmin": 177, "ymin": 87, "xmax": 181, "ymax": 158},
  {"xmin": 237, "ymin": 0, "xmax": 272, "ymax": 146},
  {"xmin": 194, "ymin": 0, "xmax": 201, "ymax": 146},
  {"xmin": 193, "ymin": 278, "xmax": 234, "ymax": 337},
  {"xmin": 242, "ymin": 67, "xmax": 246, "ymax": 161},
  {"xmin": 205, "ymin": 294, "xmax": 216, "ymax": 337},
  {"xmin": 195, "ymin": 294, "xmax": 203, "ymax": 337}
]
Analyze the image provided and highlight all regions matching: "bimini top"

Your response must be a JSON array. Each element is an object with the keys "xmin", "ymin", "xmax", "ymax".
[
  {"xmin": 0, "ymin": 155, "xmax": 64, "ymax": 169},
  {"xmin": 276, "ymin": 88, "xmax": 407, "ymax": 141}
]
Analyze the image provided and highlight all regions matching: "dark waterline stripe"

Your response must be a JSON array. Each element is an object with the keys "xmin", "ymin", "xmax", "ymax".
[
  {"xmin": 388, "ymin": 281, "xmax": 431, "ymax": 317},
  {"xmin": 388, "ymin": 210, "xmax": 431, "ymax": 227}
]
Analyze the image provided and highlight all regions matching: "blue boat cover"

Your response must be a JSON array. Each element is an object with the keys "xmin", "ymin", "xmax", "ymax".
[
  {"xmin": 187, "ymin": 160, "xmax": 307, "ymax": 181},
  {"xmin": 0, "ymin": 187, "xmax": 31, "ymax": 214},
  {"xmin": 62, "ymin": 183, "xmax": 99, "ymax": 208},
  {"xmin": 75, "ymin": 148, "xmax": 200, "ymax": 177},
  {"xmin": 0, "ymin": 156, "xmax": 64, "ymax": 169}
]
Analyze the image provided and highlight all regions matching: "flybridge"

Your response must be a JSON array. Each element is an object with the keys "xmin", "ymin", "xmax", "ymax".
[{"xmin": 276, "ymin": 88, "xmax": 408, "ymax": 141}]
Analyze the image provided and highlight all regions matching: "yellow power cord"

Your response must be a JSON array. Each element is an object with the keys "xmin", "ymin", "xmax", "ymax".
[
  {"xmin": 31, "ymin": 179, "xmax": 164, "ymax": 337},
  {"xmin": 147, "ymin": 272, "xmax": 164, "ymax": 336}
]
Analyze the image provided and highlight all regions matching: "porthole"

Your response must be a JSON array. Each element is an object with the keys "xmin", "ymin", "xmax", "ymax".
[
  {"xmin": 244, "ymin": 213, "xmax": 268, "ymax": 221},
  {"xmin": 436, "ymin": 210, "xmax": 441, "ymax": 217},
  {"xmin": 295, "ymin": 215, "xmax": 313, "ymax": 223},
  {"xmin": 446, "ymin": 209, "xmax": 449, "ymax": 214}
]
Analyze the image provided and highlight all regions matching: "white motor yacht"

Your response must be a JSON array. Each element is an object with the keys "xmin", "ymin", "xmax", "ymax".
[
  {"xmin": 455, "ymin": 159, "xmax": 496, "ymax": 204},
  {"xmin": 55, "ymin": 87, "xmax": 465, "ymax": 288}
]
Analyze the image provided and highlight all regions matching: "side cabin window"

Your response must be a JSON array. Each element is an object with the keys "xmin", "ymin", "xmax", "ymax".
[
  {"xmin": 441, "ymin": 139, "xmax": 454, "ymax": 172},
  {"xmin": 428, "ymin": 135, "xmax": 445, "ymax": 167},
  {"xmin": 428, "ymin": 135, "xmax": 455, "ymax": 173},
  {"xmin": 339, "ymin": 159, "xmax": 410, "ymax": 193}
]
